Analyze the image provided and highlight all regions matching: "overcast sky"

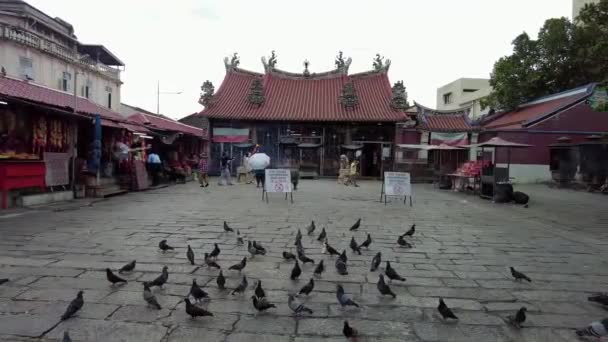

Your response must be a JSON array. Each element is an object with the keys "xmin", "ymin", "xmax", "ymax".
[{"xmin": 29, "ymin": 0, "xmax": 571, "ymax": 119}]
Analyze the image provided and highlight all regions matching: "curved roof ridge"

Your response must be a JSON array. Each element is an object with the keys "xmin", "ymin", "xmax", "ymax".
[{"xmin": 414, "ymin": 101, "xmax": 473, "ymax": 115}]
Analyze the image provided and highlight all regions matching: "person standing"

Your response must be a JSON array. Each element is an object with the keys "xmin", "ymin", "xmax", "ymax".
[
  {"xmin": 348, "ymin": 158, "xmax": 360, "ymax": 187},
  {"xmin": 197, "ymin": 153, "xmax": 209, "ymax": 187},
  {"xmin": 244, "ymin": 152, "xmax": 253, "ymax": 184},
  {"xmin": 147, "ymin": 151, "xmax": 162, "ymax": 186},
  {"xmin": 218, "ymin": 152, "xmax": 233, "ymax": 186}
]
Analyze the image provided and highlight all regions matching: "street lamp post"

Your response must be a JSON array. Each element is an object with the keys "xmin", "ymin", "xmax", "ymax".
[{"xmin": 156, "ymin": 81, "xmax": 182, "ymax": 114}]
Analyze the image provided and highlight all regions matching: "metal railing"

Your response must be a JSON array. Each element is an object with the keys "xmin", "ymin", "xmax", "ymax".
[{"xmin": 0, "ymin": 24, "xmax": 120, "ymax": 81}]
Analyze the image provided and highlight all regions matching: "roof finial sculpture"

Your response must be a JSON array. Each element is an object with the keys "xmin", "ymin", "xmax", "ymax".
[
  {"xmin": 390, "ymin": 81, "xmax": 409, "ymax": 112},
  {"xmin": 372, "ymin": 54, "xmax": 391, "ymax": 72},
  {"xmin": 247, "ymin": 77, "xmax": 265, "ymax": 107},
  {"xmin": 223, "ymin": 53, "xmax": 240, "ymax": 70},
  {"xmin": 199, "ymin": 80, "xmax": 215, "ymax": 108},
  {"xmin": 261, "ymin": 50, "xmax": 278, "ymax": 72},
  {"xmin": 303, "ymin": 59, "xmax": 310, "ymax": 77},
  {"xmin": 340, "ymin": 81, "xmax": 359, "ymax": 110},
  {"xmin": 335, "ymin": 51, "xmax": 352, "ymax": 74}
]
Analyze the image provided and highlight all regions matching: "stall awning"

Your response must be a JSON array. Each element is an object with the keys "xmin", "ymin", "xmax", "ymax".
[
  {"xmin": 100, "ymin": 119, "xmax": 123, "ymax": 128},
  {"xmin": 430, "ymin": 132, "xmax": 469, "ymax": 146},
  {"xmin": 213, "ymin": 128, "xmax": 249, "ymax": 143},
  {"xmin": 120, "ymin": 123, "xmax": 151, "ymax": 134},
  {"xmin": 298, "ymin": 143, "xmax": 322, "ymax": 149},
  {"xmin": 341, "ymin": 144, "xmax": 363, "ymax": 150}
]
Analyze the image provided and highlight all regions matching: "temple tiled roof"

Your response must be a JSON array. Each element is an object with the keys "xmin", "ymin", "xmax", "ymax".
[
  {"xmin": 127, "ymin": 112, "xmax": 204, "ymax": 137},
  {"xmin": 199, "ymin": 68, "xmax": 408, "ymax": 122},
  {"xmin": 414, "ymin": 102, "xmax": 473, "ymax": 132}
]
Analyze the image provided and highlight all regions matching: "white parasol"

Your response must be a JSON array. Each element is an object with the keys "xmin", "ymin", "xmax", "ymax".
[{"xmin": 248, "ymin": 153, "xmax": 270, "ymax": 170}]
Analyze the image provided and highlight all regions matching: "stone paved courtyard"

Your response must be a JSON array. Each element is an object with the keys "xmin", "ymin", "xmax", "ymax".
[{"xmin": 0, "ymin": 179, "xmax": 607, "ymax": 341}]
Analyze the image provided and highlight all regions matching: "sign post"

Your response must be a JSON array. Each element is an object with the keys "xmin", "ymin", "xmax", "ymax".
[
  {"xmin": 263, "ymin": 169, "xmax": 293, "ymax": 203},
  {"xmin": 381, "ymin": 172, "xmax": 412, "ymax": 206}
]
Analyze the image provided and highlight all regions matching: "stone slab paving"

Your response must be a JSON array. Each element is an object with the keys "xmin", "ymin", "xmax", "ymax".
[{"xmin": 0, "ymin": 180, "xmax": 607, "ymax": 341}]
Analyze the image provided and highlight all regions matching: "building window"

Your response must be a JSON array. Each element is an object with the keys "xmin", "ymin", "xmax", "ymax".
[
  {"xmin": 19, "ymin": 56, "xmax": 34, "ymax": 80},
  {"xmin": 105, "ymin": 86, "xmax": 112, "ymax": 109},
  {"xmin": 82, "ymin": 79, "xmax": 93, "ymax": 99},
  {"xmin": 61, "ymin": 72, "xmax": 71, "ymax": 92},
  {"xmin": 463, "ymin": 89, "xmax": 478, "ymax": 93},
  {"xmin": 443, "ymin": 92, "xmax": 453, "ymax": 105}
]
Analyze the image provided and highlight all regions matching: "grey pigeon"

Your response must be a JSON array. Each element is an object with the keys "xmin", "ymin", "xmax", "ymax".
[
  {"xmin": 118, "ymin": 260, "xmax": 136, "ymax": 274},
  {"xmin": 204, "ymin": 253, "xmax": 221, "ymax": 269},
  {"xmin": 370, "ymin": 252, "xmax": 382, "ymax": 272},
  {"xmin": 360, "ymin": 233, "xmax": 372, "ymax": 249},
  {"xmin": 297, "ymin": 248, "xmax": 315, "ymax": 264},
  {"xmin": 336, "ymin": 251, "xmax": 348, "ymax": 275},
  {"xmin": 61, "ymin": 291, "xmax": 84, "ymax": 320},
  {"xmin": 288, "ymin": 294, "xmax": 313, "ymax": 315},
  {"xmin": 0, "ymin": 278, "xmax": 9, "ymax": 285},
  {"xmin": 184, "ymin": 298, "xmax": 213, "ymax": 318},
  {"xmin": 317, "ymin": 227, "xmax": 327, "ymax": 242},
  {"xmin": 338, "ymin": 250, "xmax": 348, "ymax": 263},
  {"xmin": 510, "ymin": 267, "xmax": 531, "ymax": 282},
  {"xmin": 106, "ymin": 268, "xmax": 127, "ymax": 285},
  {"xmin": 438, "ymin": 297, "xmax": 458, "ymax": 320},
  {"xmin": 397, "ymin": 233, "xmax": 412, "ymax": 248},
  {"xmin": 588, "ymin": 293, "xmax": 608, "ymax": 306},
  {"xmin": 385, "ymin": 261, "xmax": 405, "ymax": 282},
  {"xmin": 223, "ymin": 221, "xmax": 234, "ymax": 233},
  {"xmin": 253, "ymin": 241, "xmax": 267, "ymax": 254},
  {"xmin": 209, "ymin": 243, "xmax": 221, "ymax": 260},
  {"xmin": 576, "ymin": 318, "xmax": 608, "ymax": 339},
  {"xmin": 295, "ymin": 229, "xmax": 303, "ymax": 245},
  {"xmin": 62, "ymin": 331, "xmax": 72, "ymax": 342},
  {"xmin": 248, "ymin": 241, "xmax": 264, "ymax": 258},
  {"xmin": 231, "ymin": 275, "xmax": 248, "ymax": 295},
  {"xmin": 349, "ymin": 218, "xmax": 361, "ymax": 231},
  {"xmin": 236, "ymin": 229, "xmax": 244, "ymax": 245},
  {"xmin": 299, "ymin": 278, "xmax": 314, "ymax": 296},
  {"xmin": 186, "ymin": 245, "xmax": 195, "ymax": 265},
  {"xmin": 216, "ymin": 270, "xmax": 226, "ymax": 290},
  {"xmin": 290, "ymin": 260, "xmax": 302, "ymax": 280},
  {"xmin": 336, "ymin": 284, "xmax": 359, "ymax": 307},
  {"xmin": 159, "ymin": 239, "xmax": 174, "ymax": 252},
  {"xmin": 506, "ymin": 307, "xmax": 527, "ymax": 328},
  {"xmin": 251, "ymin": 296, "xmax": 276, "ymax": 312},
  {"xmin": 377, "ymin": 274, "xmax": 396, "ymax": 298},
  {"xmin": 145, "ymin": 266, "xmax": 169, "ymax": 288},
  {"xmin": 313, "ymin": 260, "xmax": 325, "ymax": 276},
  {"xmin": 404, "ymin": 224, "xmax": 415, "ymax": 237},
  {"xmin": 349, "ymin": 236, "xmax": 361, "ymax": 255},
  {"xmin": 143, "ymin": 283, "xmax": 161, "ymax": 309},
  {"xmin": 282, "ymin": 251, "xmax": 297, "ymax": 260},
  {"xmin": 255, "ymin": 280, "xmax": 266, "ymax": 298},
  {"xmin": 190, "ymin": 279, "xmax": 208, "ymax": 302},
  {"xmin": 295, "ymin": 238, "xmax": 304, "ymax": 254},
  {"xmin": 306, "ymin": 221, "xmax": 316, "ymax": 235},
  {"xmin": 324, "ymin": 240, "xmax": 340, "ymax": 256},
  {"xmin": 343, "ymin": 320, "xmax": 358, "ymax": 338},
  {"xmin": 228, "ymin": 257, "xmax": 247, "ymax": 272}
]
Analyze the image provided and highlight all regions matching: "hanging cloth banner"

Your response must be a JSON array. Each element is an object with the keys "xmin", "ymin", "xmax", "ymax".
[
  {"xmin": 213, "ymin": 128, "xmax": 249, "ymax": 143},
  {"xmin": 430, "ymin": 132, "xmax": 468, "ymax": 146}
]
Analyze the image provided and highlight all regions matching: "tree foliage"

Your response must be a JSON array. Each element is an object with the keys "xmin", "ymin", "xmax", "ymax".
[{"xmin": 483, "ymin": 0, "xmax": 608, "ymax": 111}]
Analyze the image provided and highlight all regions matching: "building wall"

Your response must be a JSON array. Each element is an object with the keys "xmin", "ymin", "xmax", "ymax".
[
  {"xmin": 436, "ymin": 78, "xmax": 492, "ymax": 119},
  {"xmin": 573, "ymin": 0, "xmax": 600, "ymax": 19},
  {"xmin": 0, "ymin": 41, "xmax": 121, "ymax": 110}
]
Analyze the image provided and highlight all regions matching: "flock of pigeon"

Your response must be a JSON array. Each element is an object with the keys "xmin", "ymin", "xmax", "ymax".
[{"xmin": 51, "ymin": 218, "xmax": 608, "ymax": 341}]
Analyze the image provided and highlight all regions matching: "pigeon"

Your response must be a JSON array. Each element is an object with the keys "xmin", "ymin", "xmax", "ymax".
[
  {"xmin": 236, "ymin": 229, "xmax": 244, "ymax": 245},
  {"xmin": 377, "ymin": 274, "xmax": 396, "ymax": 298},
  {"xmin": 251, "ymin": 295, "xmax": 276, "ymax": 312},
  {"xmin": 349, "ymin": 218, "xmax": 361, "ymax": 231},
  {"xmin": 338, "ymin": 250, "xmax": 348, "ymax": 263},
  {"xmin": 231, "ymin": 275, "xmax": 248, "ymax": 295},
  {"xmin": 335, "ymin": 256, "xmax": 348, "ymax": 275},
  {"xmin": 209, "ymin": 243, "xmax": 221, "ymax": 260},
  {"xmin": 118, "ymin": 260, "xmax": 136, "ymax": 274},
  {"xmin": 106, "ymin": 268, "xmax": 127, "ymax": 285},
  {"xmin": 359, "ymin": 233, "xmax": 372, "ymax": 249},
  {"xmin": 204, "ymin": 253, "xmax": 221, "ymax": 269},
  {"xmin": 317, "ymin": 227, "xmax": 327, "ymax": 242},
  {"xmin": 299, "ymin": 278, "xmax": 315, "ymax": 296},
  {"xmin": 216, "ymin": 270, "xmax": 226, "ymax": 290},
  {"xmin": 313, "ymin": 260, "xmax": 325, "ymax": 277},
  {"xmin": 295, "ymin": 229, "xmax": 303, "ymax": 245},
  {"xmin": 306, "ymin": 220, "xmax": 316, "ymax": 235},
  {"xmin": 248, "ymin": 241, "xmax": 265, "ymax": 258},
  {"xmin": 190, "ymin": 279, "xmax": 208, "ymax": 302},
  {"xmin": 506, "ymin": 307, "xmax": 527, "ymax": 328},
  {"xmin": 510, "ymin": 267, "xmax": 531, "ymax": 282},
  {"xmin": 288, "ymin": 294, "xmax": 313, "ymax": 315},
  {"xmin": 186, "ymin": 245, "xmax": 195, "ymax": 265},
  {"xmin": 437, "ymin": 297, "xmax": 458, "ymax": 320},
  {"xmin": 404, "ymin": 224, "xmax": 416, "ymax": 237},
  {"xmin": 144, "ymin": 266, "xmax": 169, "ymax": 288},
  {"xmin": 223, "ymin": 221, "xmax": 234, "ymax": 233},
  {"xmin": 385, "ymin": 261, "xmax": 406, "ymax": 282},
  {"xmin": 343, "ymin": 321, "xmax": 358, "ymax": 338},
  {"xmin": 60, "ymin": 290, "xmax": 84, "ymax": 320},
  {"xmin": 228, "ymin": 257, "xmax": 247, "ymax": 272},
  {"xmin": 291, "ymin": 260, "xmax": 302, "ymax": 280},
  {"xmin": 370, "ymin": 252, "xmax": 382, "ymax": 272},
  {"xmin": 62, "ymin": 331, "xmax": 72, "ymax": 342},
  {"xmin": 588, "ymin": 293, "xmax": 608, "ymax": 306},
  {"xmin": 397, "ymin": 233, "xmax": 413, "ymax": 248},
  {"xmin": 295, "ymin": 238, "xmax": 304, "ymax": 254},
  {"xmin": 576, "ymin": 318, "xmax": 608, "ymax": 339},
  {"xmin": 184, "ymin": 298, "xmax": 213, "ymax": 318},
  {"xmin": 324, "ymin": 240, "xmax": 340, "ymax": 256},
  {"xmin": 0, "ymin": 278, "xmax": 9, "ymax": 285},
  {"xmin": 282, "ymin": 251, "xmax": 297, "ymax": 260},
  {"xmin": 297, "ymin": 249, "xmax": 315, "ymax": 264},
  {"xmin": 159, "ymin": 239, "xmax": 174, "ymax": 252},
  {"xmin": 336, "ymin": 284, "xmax": 359, "ymax": 307},
  {"xmin": 253, "ymin": 241, "xmax": 267, "ymax": 254},
  {"xmin": 255, "ymin": 280, "xmax": 266, "ymax": 298},
  {"xmin": 349, "ymin": 236, "xmax": 361, "ymax": 255},
  {"xmin": 143, "ymin": 283, "xmax": 161, "ymax": 309}
]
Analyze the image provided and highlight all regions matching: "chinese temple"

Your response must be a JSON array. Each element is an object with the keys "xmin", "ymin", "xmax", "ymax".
[{"xmin": 197, "ymin": 52, "xmax": 410, "ymax": 178}]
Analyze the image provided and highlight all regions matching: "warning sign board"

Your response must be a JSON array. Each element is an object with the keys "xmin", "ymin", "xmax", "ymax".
[
  {"xmin": 384, "ymin": 172, "xmax": 411, "ymax": 196},
  {"xmin": 265, "ymin": 169, "xmax": 292, "ymax": 193}
]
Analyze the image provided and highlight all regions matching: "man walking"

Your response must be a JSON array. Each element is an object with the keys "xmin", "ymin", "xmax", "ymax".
[
  {"xmin": 197, "ymin": 153, "xmax": 209, "ymax": 187},
  {"xmin": 147, "ymin": 151, "xmax": 162, "ymax": 186}
]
